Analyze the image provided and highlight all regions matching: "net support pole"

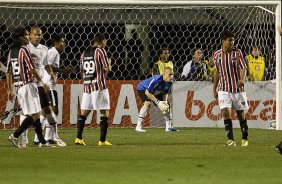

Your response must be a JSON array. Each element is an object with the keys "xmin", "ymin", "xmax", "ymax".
[{"xmin": 276, "ymin": 2, "xmax": 282, "ymax": 130}]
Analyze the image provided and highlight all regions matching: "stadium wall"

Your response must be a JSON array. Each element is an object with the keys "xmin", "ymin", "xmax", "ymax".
[{"xmin": 0, "ymin": 80, "xmax": 275, "ymax": 129}]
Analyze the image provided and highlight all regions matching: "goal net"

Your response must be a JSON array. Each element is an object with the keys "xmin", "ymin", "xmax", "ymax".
[{"xmin": 0, "ymin": 1, "xmax": 281, "ymax": 130}]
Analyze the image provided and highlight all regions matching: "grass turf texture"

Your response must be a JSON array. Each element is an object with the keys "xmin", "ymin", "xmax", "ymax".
[{"xmin": 0, "ymin": 128, "xmax": 281, "ymax": 184}]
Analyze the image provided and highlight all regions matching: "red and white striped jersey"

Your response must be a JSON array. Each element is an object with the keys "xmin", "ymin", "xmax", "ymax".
[
  {"xmin": 6, "ymin": 46, "xmax": 35, "ymax": 86},
  {"xmin": 80, "ymin": 47, "xmax": 109, "ymax": 93},
  {"xmin": 214, "ymin": 48, "xmax": 247, "ymax": 93}
]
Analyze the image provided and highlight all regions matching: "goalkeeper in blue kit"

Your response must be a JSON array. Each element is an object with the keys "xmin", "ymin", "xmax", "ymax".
[{"xmin": 135, "ymin": 67, "xmax": 178, "ymax": 132}]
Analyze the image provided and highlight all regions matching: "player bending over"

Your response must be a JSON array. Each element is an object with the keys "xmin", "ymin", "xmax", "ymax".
[{"xmin": 135, "ymin": 67, "xmax": 178, "ymax": 132}]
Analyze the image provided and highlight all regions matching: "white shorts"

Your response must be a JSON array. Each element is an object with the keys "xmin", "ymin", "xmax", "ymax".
[
  {"xmin": 80, "ymin": 89, "xmax": 110, "ymax": 110},
  {"xmin": 218, "ymin": 91, "xmax": 249, "ymax": 110},
  {"xmin": 17, "ymin": 83, "xmax": 41, "ymax": 115}
]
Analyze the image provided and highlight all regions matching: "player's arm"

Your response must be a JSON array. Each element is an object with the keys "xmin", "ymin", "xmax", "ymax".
[
  {"xmin": 6, "ymin": 72, "xmax": 14, "ymax": 101},
  {"xmin": 104, "ymin": 58, "xmax": 112, "ymax": 73},
  {"xmin": 238, "ymin": 68, "xmax": 246, "ymax": 87},
  {"xmin": 31, "ymin": 69, "xmax": 49, "ymax": 91},
  {"xmin": 238, "ymin": 50, "xmax": 247, "ymax": 87},
  {"xmin": 45, "ymin": 64, "xmax": 56, "ymax": 82},
  {"xmin": 213, "ymin": 70, "xmax": 219, "ymax": 99},
  {"xmin": 51, "ymin": 65, "xmax": 75, "ymax": 75},
  {"xmin": 145, "ymin": 90, "xmax": 158, "ymax": 102}
]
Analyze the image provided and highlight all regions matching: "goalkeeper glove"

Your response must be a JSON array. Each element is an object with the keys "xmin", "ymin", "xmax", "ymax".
[{"xmin": 154, "ymin": 100, "xmax": 169, "ymax": 112}]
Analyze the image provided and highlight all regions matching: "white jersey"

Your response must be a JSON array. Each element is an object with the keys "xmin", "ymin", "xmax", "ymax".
[
  {"xmin": 43, "ymin": 47, "xmax": 60, "ymax": 90},
  {"xmin": 27, "ymin": 42, "xmax": 48, "ymax": 86}
]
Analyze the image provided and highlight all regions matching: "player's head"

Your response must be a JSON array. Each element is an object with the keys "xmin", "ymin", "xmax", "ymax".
[
  {"xmin": 159, "ymin": 48, "xmax": 170, "ymax": 62},
  {"xmin": 251, "ymin": 47, "xmax": 261, "ymax": 58},
  {"xmin": 51, "ymin": 34, "xmax": 65, "ymax": 53},
  {"xmin": 93, "ymin": 33, "xmax": 107, "ymax": 48},
  {"xmin": 162, "ymin": 67, "xmax": 174, "ymax": 82},
  {"xmin": 191, "ymin": 48, "xmax": 203, "ymax": 62},
  {"xmin": 220, "ymin": 30, "xmax": 235, "ymax": 52},
  {"xmin": 12, "ymin": 27, "xmax": 29, "ymax": 48},
  {"xmin": 29, "ymin": 26, "xmax": 43, "ymax": 46}
]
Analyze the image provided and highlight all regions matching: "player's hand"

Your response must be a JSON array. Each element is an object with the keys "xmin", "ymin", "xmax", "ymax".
[
  {"xmin": 7, "ymin": 90, "xmax": 14, "ymax": 102},
  {"xmin": 106, "ymin": 58, "xmax": 112, "ymax": 72},
  {"xmin": 238, "ymin": 80, "xmax": 244, "ymax": 87},
  {"xmin": 155, "ymin": 100, "xmax": 170, "ymax": 112}
]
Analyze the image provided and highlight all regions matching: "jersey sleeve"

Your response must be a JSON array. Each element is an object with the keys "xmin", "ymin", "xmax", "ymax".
[
  {"xmin": 237, "ymin": 49, "xmax": 247, "ymax": 69},
  {"xmin": 97, "ymin": 48, "xmax": 109, "ymax": 68},
  {"xmin": 147, "ymin": 75, "xmax": 161, "ymax": 92},
  {"xmin": 21, "ymin": 47, "xmax": 35, "ymax": 71},
  {"xmin": 47, "ymin": 49, "xmax": 58, "ymax": 66}
]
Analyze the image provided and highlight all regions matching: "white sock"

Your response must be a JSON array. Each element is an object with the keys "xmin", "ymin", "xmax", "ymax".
[
  {"xmin": 44, "ymin": 122, "xmax": 53, "ymax": 141},
  {"xmin": 136, "ymin": 105, "xmax": 149, "ymax": 130},
  {"xmin": 53, "ymin": 123, "xmax": 59, "ymax": 140},
  {"xmin": 169, "ymin": 108, "xmax": 173, "ymax": 128},
  {"xmin": 164, "ymin": 113, "xmax": 170, "ymax": 130},
  {"xmin": 20, "ymin": 115, "xmax": 29, "ymax": 144}
]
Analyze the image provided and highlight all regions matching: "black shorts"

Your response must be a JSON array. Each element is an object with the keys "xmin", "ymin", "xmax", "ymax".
[
  {"xmin": 48, "ymin": 90, "xmax": 58, "ymax": 107},
  {"xmin": 137, "ymin": 90, "xmax": 164, "ymax": 103},
  {"xmin": 38, "ymin": 86, "xmax": 52, "ymax": 108}
]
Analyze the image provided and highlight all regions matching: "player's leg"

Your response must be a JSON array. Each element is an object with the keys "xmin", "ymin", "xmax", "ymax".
[
  {"xmin": 9, "ymin": 115, "xmax": 34, "ymax": 147},
  {"xmin": 218, "ymin": 91, "xmax": 235, "ymax": 146},
  {"xmin": 135, "ymin": 90, "xmax": 150, "ymax": 132},
  {"xmin": 233, "ymin": 92, "xmax": 249, "ymax": 146},
  {"xmin": 37, "ymin": 86, "xmax": 57, "ymax": 144},
  {"xmin": 95, "ymin": 89, "xmax": 113, "ymax": 146},
  {"xmin": 20, "ymin": 115, "xmax": 29, "ymax": 147},
  {"xmin": 48, "ymin": 90, "xmax": 66, "ymax": 146},
  {"xmin": 75, "ymin": 92, "xmax": 92, "ymax": 145}
]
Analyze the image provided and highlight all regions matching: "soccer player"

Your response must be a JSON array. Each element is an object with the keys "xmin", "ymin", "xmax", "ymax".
[
  {"xmin": 6, "ymin": 26, "xmax": 50, "ymax": 147},
  {"xmin": 42, "ymin": 34, "xmax": 75, "ymax": 146},
  {"xmin": 246, "ymin": 47, "xmax": 265, "ymax": 81},
  {"xmin": 75, "ymin": 33, "xmax": 113, "ymax": 146},
  {"xmin": 213, "ymin": 30, "xmax": 249, "ymax": 147},
  {"xmin": 20, "ymin": 26, "xmax": 59, "ymax": 147},
  {"xmin": 135, "ymin": 67, "xmax": 175, "ymax": 132},
  {"xmin": 150, "ymin": 48, "xmax": 177, "ymax": 131}
]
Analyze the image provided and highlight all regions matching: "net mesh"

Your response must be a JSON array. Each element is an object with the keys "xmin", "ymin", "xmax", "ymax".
[{"xmin": 0, "ymin": 3, "xmax": 277, "ymax": 129}]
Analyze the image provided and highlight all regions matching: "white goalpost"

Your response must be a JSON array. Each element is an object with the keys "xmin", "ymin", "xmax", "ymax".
[{"xmin": 0, "ymin": 0, "xmax": 281, "ymax": 130}]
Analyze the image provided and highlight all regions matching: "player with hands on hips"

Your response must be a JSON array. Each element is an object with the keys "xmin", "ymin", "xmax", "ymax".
[{"xmin": 135, "ymin": 67, "xmax": 178, "ymax": 132}]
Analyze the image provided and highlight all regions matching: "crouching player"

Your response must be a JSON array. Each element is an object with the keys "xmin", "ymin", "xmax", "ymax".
[{"xmin": 135, "ymin": 67, "xmax": 178, "ymax": 132}]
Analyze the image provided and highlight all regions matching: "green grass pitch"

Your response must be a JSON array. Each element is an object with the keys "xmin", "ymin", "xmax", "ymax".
[{"xmin": 0, "ymin": 128, "xmax": 281, "ymax": 184}]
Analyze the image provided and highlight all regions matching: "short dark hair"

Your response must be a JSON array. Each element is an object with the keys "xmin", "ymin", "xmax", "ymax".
[
  {"xmin": 12, "ymin": 26, "xmax": 27, "ymax": 40},
  {"xmin": 220, "ymin": 30, "xmax": 234, "ymax": 41},
  {"xmin": 159, "ymin": 47, "xmax": 169, "ymax": 56},
  {"xmin": 51, "ymin": 34, "xmax": 64, "ymax": 46},
  {"xmin": 12, "ymin": 26, "xmax": 27, "ymax": 48},
  {"xmin": 94, "ymin": 33, "xmax": 106, "ymax": 43},
  {"xmin": 191, "ymin": 48, "xmax": 202, "ymax": 56}
]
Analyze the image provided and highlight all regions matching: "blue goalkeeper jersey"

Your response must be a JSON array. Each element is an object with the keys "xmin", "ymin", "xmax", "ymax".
[{"xmin": 137, "ymin": 75, "xmax": 173, "ymax": 95}]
